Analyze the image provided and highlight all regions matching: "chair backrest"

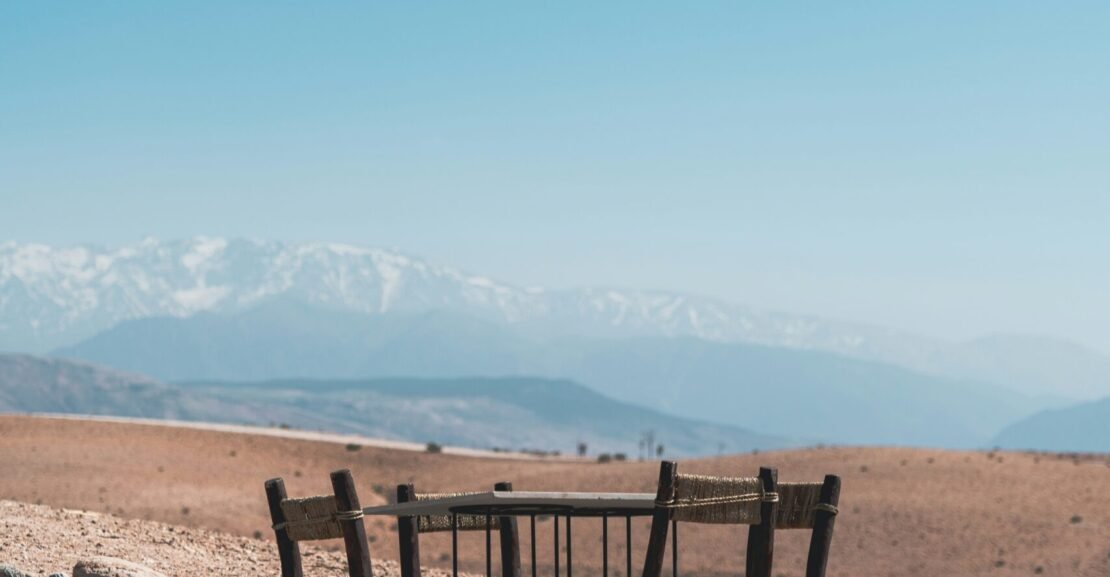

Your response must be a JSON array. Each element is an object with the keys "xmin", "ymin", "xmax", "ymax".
[
  {"xmin": 397, "ymin": 481, "xmax": 521, "ymax": 577},
  {"xmin": 641, "ymin": 461, "xmax": 840, "ymax": 577},
  {"xmin": 265, "ymin": 469, "xmax": 374, "ymax": 577}
]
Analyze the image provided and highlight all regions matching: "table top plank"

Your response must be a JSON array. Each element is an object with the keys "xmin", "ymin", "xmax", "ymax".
[{"xmin": 363, "ymin": 491, "xmax": 657, "ymax": 517}]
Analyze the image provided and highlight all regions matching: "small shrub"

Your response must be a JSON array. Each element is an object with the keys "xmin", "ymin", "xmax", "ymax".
[
  {"xmin": 426, "ymin": 442, "xmax": 443, "ymax": 454},
  {"xmin": 1070, "ymin": 514, "xmax": 1083, "ymax": 524},
  {"xmin": 597, "ymin": 453, "xmax": 612, "ymax": 464},
  {"xmin": 253, "ymin": 530, "xmax": 263, "ymax": 539},
  {"xmin": 345, "ymin": 443, "xmax": 362, "ymax": 452},
  {"xmin": 613, "ymin": 453, "xmax": 627, "ymax": 462}
]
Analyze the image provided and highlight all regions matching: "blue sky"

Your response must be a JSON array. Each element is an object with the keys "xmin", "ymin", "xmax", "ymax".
[{"xmin": 2, "ymin": 2, "xmax": 1109, "ymax": 348}]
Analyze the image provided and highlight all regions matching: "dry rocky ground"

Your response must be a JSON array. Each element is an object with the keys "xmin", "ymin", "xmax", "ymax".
[
  {"xmin": 0, "ymin": 499, "xmax": 421, "ymax": 577},
  {"xmin": 1, "ymin": 415, "xmax": 1108, "ymax": 577}
]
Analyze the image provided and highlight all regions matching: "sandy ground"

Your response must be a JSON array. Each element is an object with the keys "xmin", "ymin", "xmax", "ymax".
[
  {"xmin": 27, "ymin": 413, "xmax": 562, "ymax": 460},
  {"xmin": 1, "ymin": 415, "xmax": 1108, "ymax": 577}
]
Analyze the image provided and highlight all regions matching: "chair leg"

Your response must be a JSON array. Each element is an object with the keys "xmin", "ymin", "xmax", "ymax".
[
  {"xmin": 265, "ymin": 478, "xmax": 304, "ymax": 577},
  {"xmin": 641, "ymin": 461, "xmax": 677, "ymax": 577},
  {"xmin": 495, "ymin": 481, "xmax": 522, "ymax": 577},
  {"xmin": 398, "ymin": 484, "xmax": 421, "ymax": 577},
  {"xmin": 805, "ymin": 475, "xmax": 841, "ymax": 577},
  {"xmin": 332, "ymin": 469, "xmax": 374, "ymax": 577},
  {"xmin": 745, "ymin": 467, "xmax": 778, "ymax": 577}
]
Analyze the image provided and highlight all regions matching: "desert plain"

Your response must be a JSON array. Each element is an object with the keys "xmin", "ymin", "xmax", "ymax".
[{"xmin": 1, "ymin": 415, "xmax": 1107, "ymax": 577}]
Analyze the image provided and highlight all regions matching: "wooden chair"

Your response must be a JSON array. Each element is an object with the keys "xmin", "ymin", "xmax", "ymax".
[
  {"xmin": 265, "ymin": 469, "xmax": 374, "ymax": 577},
  {"xmin": 642, "ymin": 461, "xmax": 841, "ymax": 577},
  {"xmin": 396, "ymin": 481, "xmax": 521, "ymax": 577}
]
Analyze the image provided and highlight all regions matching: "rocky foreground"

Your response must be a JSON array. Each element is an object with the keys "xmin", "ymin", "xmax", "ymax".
[{"xmin": 0, "ymin": 500, "xmax": 440, "ymax": 577}]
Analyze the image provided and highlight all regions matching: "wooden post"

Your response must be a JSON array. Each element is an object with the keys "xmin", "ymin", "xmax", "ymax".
[
  {"xmin": 804, "ymin": 475, "xmax": 841, "ymax": 577},
  {"xmin": 745, "ymin": 467, "xmax": 778, "ymax": 577},
  {"xmin": 397, "ymin": 484, "xmax": 421, "ymax": 577},
  {"xmin": 265, "ymin": 478, "xmax": 303, "ymax": 577},
  {"xmin": 331, "ymin": 469, "xmax": 374, "ymax": 577},
  {"xmin": 641, "ymin": 461, "xmax": 677, "ymax": 577},
  {"xmin": 495, "ymin": 481, "xmax": 522, "ymax": 577}
]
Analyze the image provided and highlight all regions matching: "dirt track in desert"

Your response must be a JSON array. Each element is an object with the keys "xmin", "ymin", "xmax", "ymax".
[{"xmin": 2, "ymin": 415, "xmax": 1108, "ymax": 577}]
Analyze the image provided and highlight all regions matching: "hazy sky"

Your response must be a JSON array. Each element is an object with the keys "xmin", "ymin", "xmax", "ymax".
[{"xmin": 2, "ymin": 2, "xmax": 1109, "ymax": 349}]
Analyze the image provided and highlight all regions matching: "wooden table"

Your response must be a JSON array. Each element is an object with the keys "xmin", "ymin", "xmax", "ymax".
[{"xmin": 364, "ymin": 491, "xmax": 660, "ymax": 577}]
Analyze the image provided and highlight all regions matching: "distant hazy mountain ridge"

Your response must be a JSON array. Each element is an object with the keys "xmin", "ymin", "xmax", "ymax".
[
  {"xmin": 993, "ymin": 396, "xmax": 1110, "ymax": 453},
  {"xmin": 0, "ymin": 353, "xmax": 784, "ymax": 456},
  {"xmin": 6, "ymin": 237, "xmax": 1110, "ymax": 400}
]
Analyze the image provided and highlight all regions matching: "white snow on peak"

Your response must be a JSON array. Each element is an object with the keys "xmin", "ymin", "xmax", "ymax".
[
  {"xmin": 181, "ymin": 237, "xmax": 228, "ymax": 272},
  {"xmin": 172, "ymin": 285, "xmax": 231, "ymax": 311},
  {"xmin": 0, "ymin": 237, "xmax": 884, "ymax": 359}
]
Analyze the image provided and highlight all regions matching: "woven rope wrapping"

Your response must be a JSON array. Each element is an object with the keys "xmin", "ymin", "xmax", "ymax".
[
  {"xmin": 662, "ymin": 474, "xmax": 768, "ymax": 525},
  {"xmin": 775, "ymin": 483, "xmax": 833, "ymax": 529},
  {"xmin": 414, "ymin": 492, "xmax": 501, "ymax": 533},
  {"xmin": 279, "ymin": 495, "xmax": 346, "ymax": 541}
]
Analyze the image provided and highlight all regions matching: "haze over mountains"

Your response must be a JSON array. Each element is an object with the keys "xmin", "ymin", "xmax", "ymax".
[{"xmin": 2, "ymin": 237, "xmax": 1108, "ymax": 451}]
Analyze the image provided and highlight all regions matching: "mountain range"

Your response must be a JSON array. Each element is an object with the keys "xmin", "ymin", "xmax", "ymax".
[
  {"xmin": 6, "ymin": 237, "xmax": 1110, "ymax": 400},
  {"xmin": 2, "ymin": 237, "xmax": 1108, "ymax": 450},
  {"xmin": 53, "ymin": 305, "xmax": 1038, "ymax": 447}
]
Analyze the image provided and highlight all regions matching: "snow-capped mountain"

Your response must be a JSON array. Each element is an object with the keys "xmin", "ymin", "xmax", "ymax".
[
  {"xmin": 5, "ymin": 237, "xmax": 1110, "ymax": 400},
  {"xmin": 0, "ymin": 237, "xmax": 890, "ymax": 354}
]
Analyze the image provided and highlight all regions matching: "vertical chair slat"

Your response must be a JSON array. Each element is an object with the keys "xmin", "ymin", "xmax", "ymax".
[
  {"xmin": 625, "ymin": 515, "xmax": 632, "ymax": 577},
  {"xmin": 486, "ymin": 515, "xmax": 493, "ymax": 577},
  {"xmin": 554, "ymin": 515, "xmax": 560, "ymax": 577},
  {"xmin": 397, "ymin": 484, "xmax": 421, "ymax": 577},
  {"xmin": 805, "ymin": 475, "xmax": 841, "ymax": 577},
  {"xmin": 331, "ymin": 469, "xmax": 373, "ymax": 577},
  {"xmin": 265, "ymin": 478, "xmax": 304, "ymax": 577},
  {"xmin": 452, "ymin": 513, "xmax": 459, "ymax": 577},
  {"xmin": 745, "ymin": 467, "xmax": 778, "ymax": 577},
  {"xmin": 495, "ymin": 482, "xmax": 522, "ymax": 577},
  {"xmin": 642, "ymin": 461, "xmax": 677, "ymax": 577}
]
